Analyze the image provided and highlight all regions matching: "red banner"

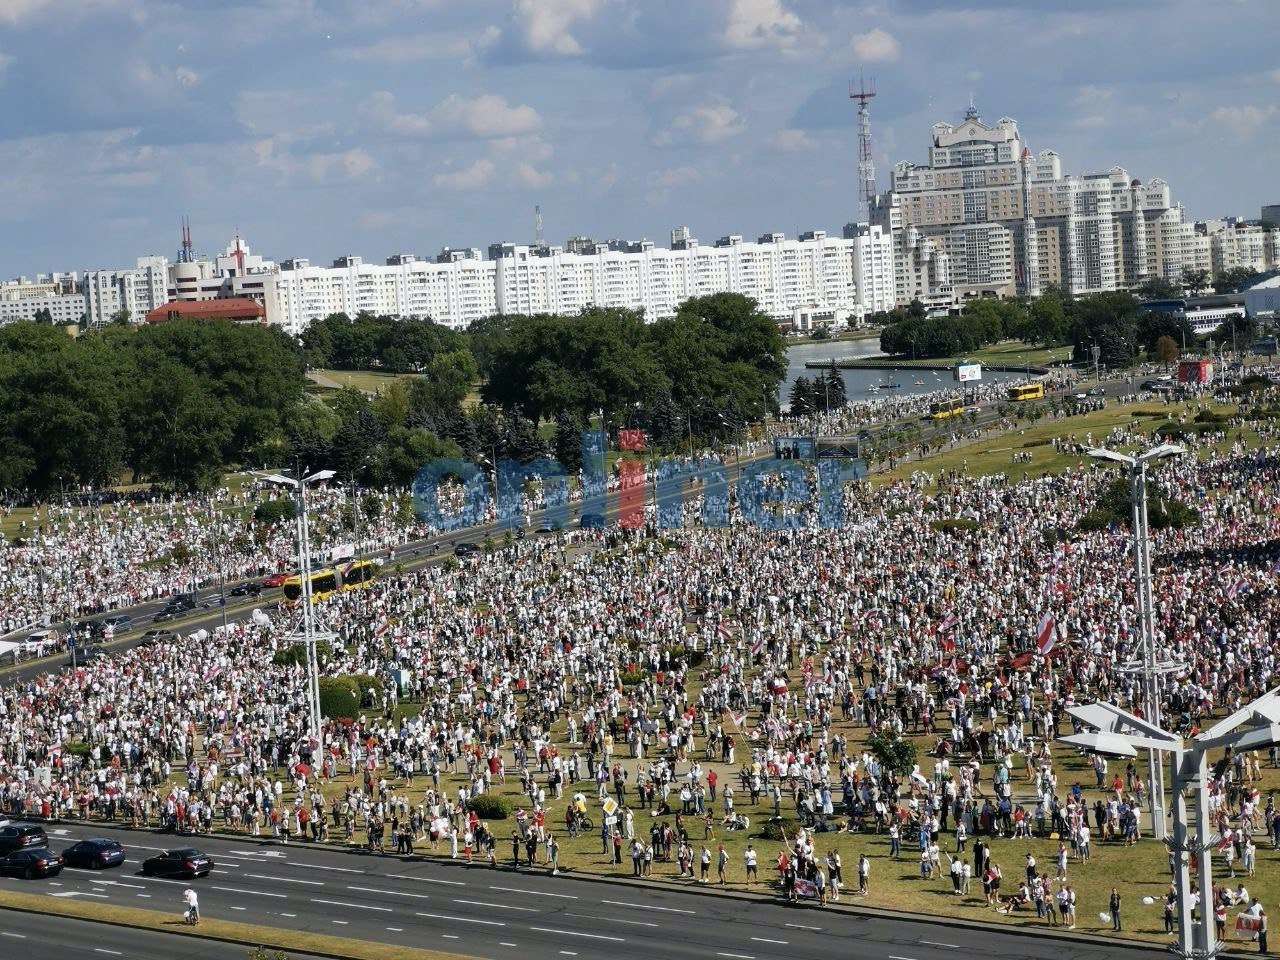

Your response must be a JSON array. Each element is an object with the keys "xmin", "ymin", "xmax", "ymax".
[
  {"xmin": 619, "ymin": 429, "xmax": 646, "ymax": 451},
  {"xmin": 619, "ymin": 459, "xmax": 645, "ymax": 528}
]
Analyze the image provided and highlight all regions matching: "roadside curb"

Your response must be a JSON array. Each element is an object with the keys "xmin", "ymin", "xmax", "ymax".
[{"xmin": 37, "ymin": 816, "xmax": 1254, "ymax": 956}]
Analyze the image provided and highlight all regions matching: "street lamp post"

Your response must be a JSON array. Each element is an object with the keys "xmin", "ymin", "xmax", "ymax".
[
  {"xmin": 1086, "ymin": 444, "xmax": 1186, "ymax": 837},
  {"xmin": 254, "ymin": 468, "xmax": 335, "ymax": 754}
]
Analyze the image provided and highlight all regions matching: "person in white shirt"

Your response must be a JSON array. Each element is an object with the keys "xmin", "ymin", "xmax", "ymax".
[{"xmin": 182, "ymin": 888, "xmax": 200, "ymax": 925}]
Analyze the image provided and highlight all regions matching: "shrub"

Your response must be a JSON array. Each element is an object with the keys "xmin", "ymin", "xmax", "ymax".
[
  {"xmin": 254, "ymin": 499, "xmax": 297, "ymax": 526},
  {"xmin": 318, "ymin": 674, "xmax": 379, "ymax": 720},
  {"xmin": 930, "ymin": 518, "xmax": 980, "ymax": 534},
  {"xmin": 867, "ymin": 729, "xmax": 917, "ymax": 776},
  {"xmin": 1022, "ymin": 438, "xmax": 1051, "ymax": 447},
  {"xmin": 1077, "ymin": 509, "xmax": 1115, "ymax": 532},
  {"xmin": 619, "ymin": 669, "xmax": 646, "ymax": 686},
  {"xmin": 758, "ymin": 817, "xmax": 799, "ymax": 842},
  {"xmin": 467, "ymin": 794, "xmax": 511, "ymax": 820},
  {"xmin": 665, "ymin": 646, "xmax": 706, "ymax": 668},
  {"xmin": 63, "ymin": 741, "xmax": 91, "ymax": 758},
  {"xmin": 273, "ymin": 641, "xmax": 333, "ymax": 668}
]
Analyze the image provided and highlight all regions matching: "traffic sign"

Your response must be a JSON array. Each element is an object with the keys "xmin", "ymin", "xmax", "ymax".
[{"xmin": 602, "ymin": 797, "xmax": 618, "ymax": 816}]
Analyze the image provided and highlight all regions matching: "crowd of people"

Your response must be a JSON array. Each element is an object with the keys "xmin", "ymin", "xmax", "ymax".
[{"xmin": 3, "ymin": 375, "xmax": 1280, "ymax": 943}]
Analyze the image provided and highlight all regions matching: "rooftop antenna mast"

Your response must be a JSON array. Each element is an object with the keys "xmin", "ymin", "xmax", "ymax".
[
  {"xmin": 534, "ymin": 205, "xmax": 544, "ymax": 247},
  {"xmin": 180, "ymin": 216, "xmax": 194, "ymax": 263},
  {"xmin": 849, "ymin": 72, "xmax": 877, "ymax": 224}
]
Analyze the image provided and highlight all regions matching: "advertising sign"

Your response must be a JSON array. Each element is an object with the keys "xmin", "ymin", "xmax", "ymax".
[{"xmin": 954, "ymin": 362, "xmax": 983, "ymax": 383}]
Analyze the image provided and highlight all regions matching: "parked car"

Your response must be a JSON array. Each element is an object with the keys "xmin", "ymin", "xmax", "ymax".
[
  {"xmin": 0, "ymin": 823, "xmax": 48, "ymax": 855},
  {"xmin": 141, "ymin": 848, "xmax": 213, "ymax": 878},
  {"xmin": 453, "ymin": 542, "xmax": 478, "ymax": 557},
  {"xmin": 0, "ymin": 848, "xmax": 64, "ymax": 878},
  {"xmin": 61, "ymin": 838, "xmax": 126, "ymax": 870},
  {"xmin": 262, "ymin": 572, "xmax": 290, "ymax": 588},
  {"xmin": 1087, "ymin": 386, "xmax": 1106, "ymax": 396}
]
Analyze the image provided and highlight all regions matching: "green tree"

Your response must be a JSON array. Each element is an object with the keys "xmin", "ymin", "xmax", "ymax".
[
  {"xmin": 788, "ymin": 376, "xmax": 814, "ymax": 416},
  {"xmin": 1136, "ymin": 276, "xmax": 1180, "ymax": 301},
  {"xmin": 1180, "ymin": 267, "xmax": 1211, "ymax": 297},
  {"xmin": 867, "ymin": 729, "xmax": 917, "ymax": 776},
  {"xmin": 1214, "ymin": 266, "xmax": 1260, "ymax": 295},
  {"xmin": 1153, "ymin": 335, "xmax": 1180, "ymax": 367},
  {"xmin": 1025, "ymin": 290, "xmax": 1069, "ymax": 346}
]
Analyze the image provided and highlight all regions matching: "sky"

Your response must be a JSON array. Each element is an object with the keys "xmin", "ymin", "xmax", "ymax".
[{"xmin": 0, "ymin": 0, "xmax": 1276, "ymax": 277}]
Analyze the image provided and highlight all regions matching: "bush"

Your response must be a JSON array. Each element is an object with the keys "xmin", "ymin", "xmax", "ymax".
[
  {"xmin": 254, "ymin": 499, "xmax": 297, "ymax": 526},
  {"xmin": 318, "ymin": 674, "xmax": 379, "ymax": 720},
  {"xmin": 665, "ymin": 646, "xmax": 706, "ymax": 668},
  {"xmin": 1022, "ymin": 438, "xmax": 1051, "ymax": 447},
  {"xmin": 1194, "ymin": 410, "xmax": 1227, "ymax": 424},
  {"xmin": 758, "ymin": 817, "xmax": 799, "ymax": 842},
  {"xmin": 867, "ymin": 729, "xmax": 917, "ymax": 776},
  {"xmin": 930, "ymin": 518, "xmax": 980, "ymax": 534},
  {"xmin": 619, "ymin": 669, "xmax": 646, "ymax": 686},
  {"xmin": 63, "ymin": 741, "xmax": 91, "ymax": 758},
  {"xmin": 467, "ymin": 794, "xmax": 512, "ymax": 820},
  {"xmin": 273, "ymin": 641, "xmax": 333, "ymax": 668},
  {"xmin": 1077, "ymin": 509, "xmax": 1116, "ymax": 532}
]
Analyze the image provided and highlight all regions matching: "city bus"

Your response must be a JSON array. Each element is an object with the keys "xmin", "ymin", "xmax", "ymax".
[
  {"xmin": 929, "ymin": 398, "xmax": 964, "ymax": 420},
  {"xmin": 282, "ymin": 568, "xmax": 339, "ymax": 605},
  {"xmin": 1007, "ymin": 383, "xmax": 1045, "ymax": 402},
  {"xmin": 339, "ymin": 559, "xmax": 379, "ymax": 591}
]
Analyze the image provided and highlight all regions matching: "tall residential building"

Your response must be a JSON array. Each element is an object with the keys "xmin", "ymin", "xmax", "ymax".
[
  {"xmin": 83, "ymin": 256, "xmax": 168, "ymax": 326},
  {"xmin": 872, "ymin": 105, "xmax": 1202, "ymax": 302},
  {"xmin": 273, "ymin": 227, "xmax": 895, "ymax": 334},
  {"xmin": 0, "ymin": 273, "xmax": 85, "ymax": 326}
]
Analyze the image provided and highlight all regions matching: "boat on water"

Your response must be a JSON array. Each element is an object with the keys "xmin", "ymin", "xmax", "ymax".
[
  {"xmin": 884, "ymin": 381, "xmax": 903, "ymax": 389},
  {"xmin": 866, "ymin": 383, "xmax": 880, "ymax": 393},
  {"xmin": 913, "ymin": 378, "xmax": 925, "ymax": 385}
]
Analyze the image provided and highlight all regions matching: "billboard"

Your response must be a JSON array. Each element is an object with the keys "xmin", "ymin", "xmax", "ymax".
[
  {"xmin": 954, "ymin": 362, "xmax": 983, "ymax": 383},
  {"xmin": 773, "ymin": 437, "xmax": 816, "ymax": 461}
]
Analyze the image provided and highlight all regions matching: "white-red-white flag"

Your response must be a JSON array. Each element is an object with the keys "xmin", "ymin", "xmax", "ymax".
[{"xmin": 1035, "ymin": 612, "xmax": 1057, "ymax": 656}]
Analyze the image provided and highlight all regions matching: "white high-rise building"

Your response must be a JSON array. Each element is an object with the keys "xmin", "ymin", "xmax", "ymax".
[
  {"xmin": 83, "ymin": 256, "xmax": 168, "ymax": 326},
  {"xmin": 272, "ymin": 227, "xmax": 896, "ymax": 334},
  {"xmin": 873, "ymin": 105, "xmax": 1201, "ymax": 302},
  {"xmin": 0, "ymin": 273, "xmax": 85, "ymax": 326}
]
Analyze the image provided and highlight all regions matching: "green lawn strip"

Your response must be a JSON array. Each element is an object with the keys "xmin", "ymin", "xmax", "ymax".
[{"xmin": 0, "ymin": 890, "xmax": 473, "ymax": 960}]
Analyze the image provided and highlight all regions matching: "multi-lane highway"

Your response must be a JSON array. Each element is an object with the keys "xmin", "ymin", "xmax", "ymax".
[{"xmin": 4, "ymin": 822, "xmax": 1160, "ymax": 960}]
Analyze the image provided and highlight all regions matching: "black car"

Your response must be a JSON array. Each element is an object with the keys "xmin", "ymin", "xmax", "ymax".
[
  {"xmin": 453, "ymin": 542, "xmax": 478, "ymax": 557},
  {"xmin": 72, "ymin": 619, "xmax": 103, "ymax": 639},
  {"xmin": 0, "ymin": 848, "xmax": 64, "ymax": 878},
  {"xmin": 67, "ymin": 646, "xmax": 107, "ymax": 667},
  {"xmin": 141, "ymin": 848, "xmax": 213, "ymax": 878},
  {"xmin": 0, "ymin": 823, "xmax": 48, "ymax": 855},
  {"xmin": 580, "ymin": 513, "xmax": 607, "ymax": 530},
  {"xmin": 139, "ymin": 629, "xmax": 175, "ymax": 646},
  {"xmin": 62, "ymin": 838, "xmax": 126, "ymax": 869},
  {"xmin": 102, "ymin": 615, "xmax": 132, "ymax": 633},
  {"xmin": 152, "ymin": 609, "xmax": 176, "ymax": 623},
  {"xmin": 229, "ymin": 583, "xmax": 262, "ymax": 598}
]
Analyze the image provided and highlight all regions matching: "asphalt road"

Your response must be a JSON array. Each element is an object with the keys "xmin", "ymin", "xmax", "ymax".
[
  {"xmin": 6, "ymin": 822, "xmax": 1160, "ymax": 960},
  {"xmin": 0, "ymin": 908, "xmax": 330, "ymax": 960}
]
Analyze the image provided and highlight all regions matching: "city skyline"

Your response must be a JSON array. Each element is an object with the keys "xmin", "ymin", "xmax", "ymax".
[{"xmin": 0, "ymin": 0, "xmax": 1275, "ymax": 278}]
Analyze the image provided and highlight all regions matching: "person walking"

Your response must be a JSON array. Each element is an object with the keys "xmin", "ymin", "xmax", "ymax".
[
  {"xmin": 700, "ymin": 844, "xmax": 711, "ymax": 883},
  {"xmin": 858, "ymin": 853, "xmax": 870, "ymax": 896},
  {"xmin": 182, "ymin": 887, "xmax": 200, "ymax": 925},
  {"xmin": 717, "ymin": 844, "xmax": 729, "ymax": 885},
  {"xmin": 744, "ymin": 845, "xmax": 758, "ymax": 885},
  {"xmin": 1258, "ymin": 907, "xmax": 1268, "ymax": 955},
  {"xmin": 1109, "ymin": 887, "xmax": 1122, "ymax": 931}
]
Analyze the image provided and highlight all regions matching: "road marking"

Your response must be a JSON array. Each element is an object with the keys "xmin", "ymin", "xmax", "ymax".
[
  {"xmin": 247, "ymin": 873, "xmax": 323, "ymax": 885},
  {"xmin": 312, "ymin": 897, "xmax": 391, "ymax": 913},
  {"xmin": 453, "ymin": 898, "xmax": 539, "ymax": 912},
  {"xmin": 389, "ymin": 873, "xmax": 464, "ymax": 886},
  {"xmin": 751, "ymin": 938, "xmax": 788, "ymax": 945},
  {"xmin": 529, "ymin": 927, "xmax": 624, "ymax": 942},
  {"xmin": 559, "ymin": 953, "xmax": 577, "ymax": 957},
  {"xmin": 416, "ymin": 911, "xmax": 505, "ymax": 927},
  {"xmin": 94, "ymin": 950, "xmax": 123, "ymax": 955},
  {"xmin": 919, "ymin": 942, "xmax": 959, "ymax": 949},
  {"xmin": 889, "ymin": 955, "xmax": 922, "ymax": 960},
  {"xmin": 716, "ymin": 954, "xmax": 753, "ymax": 959},
  {"xmin": 211, "ymin": 885, "xmax": 286, "ymax": 898},
  {"xmin": 442, "ymin": 934, "xmax": 459, "ymax": 940},
  {"xmin": 136, "ymin": 894, "xmax": 151, "ymax": 898},
  {"xmin": 332, "ymin": 920, "xmax": 348, "ymax": 925},
  {"xmin": 387, "ymin": 927, "xmax": 404, "ymax": 933},
  {"xmin": 490, "ymin": 885, "xmax": 577, "ymax": 900},
  {"xmin": 280, "ymin": 913, "xmax": 297, "ymax": 918},
  {"xmin": 564, "ymin": 913, "xmax": 657, "ymax": 928},
  {"xmin": 1, "ymin": 932, "xmax": 26, "ymax": 938},
  {"xmin": 500, "ymin": 943, "xmax": 518, "ymax": 947},
  {"xmin": 230, "ymin": 906, "xmax": 246, "ymax": 911},
  {"xmin": 52, "ymin": 892, "xmax": 109, "ymax": 899},
  {"xmin": 289, "ymin": 862, "xmax": 362, "ymax": 874},
  {"xmin": 600, "ymin": 899, "xmax": 694, "ymax": 915},
  {"xmin": 785, "ymin": 923, "xmax": 822, "ymax": 931},
  {"xmin": 95, "ymin": 880, "xmax": 145, "ymax": 890},
  {"xmin": 347, "ymin": 884, "xmax": 431, "ymax": 900}
]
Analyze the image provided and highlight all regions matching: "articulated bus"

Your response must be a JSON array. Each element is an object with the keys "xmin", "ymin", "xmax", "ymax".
[
  {"xmin": 929, "ymin": 398, "xmax": 964, "ymax": 420},
  {"xmin": 283, "ymin": 560, "xmax": 380, "ymax": 605},
  {"xmin": 1007, "ymin": 382, "xmax": 1045, "ymax": 402}
]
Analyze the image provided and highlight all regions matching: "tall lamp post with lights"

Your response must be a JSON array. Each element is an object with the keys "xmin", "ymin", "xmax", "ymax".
[
  {"xmin": 1086, "ymin": 443, "xmax": 1185, "ymax": 836},
  {"xmin": 254, "ymin": 468, "xmax": 335, "ymax": 752}
]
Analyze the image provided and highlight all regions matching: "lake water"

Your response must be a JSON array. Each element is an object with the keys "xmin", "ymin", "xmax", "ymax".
[{"xmin": 781, "ymin": 337, "xmax": 1026, "ymax": 409}]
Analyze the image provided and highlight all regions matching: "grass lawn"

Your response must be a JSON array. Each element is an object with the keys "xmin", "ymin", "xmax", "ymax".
[{"xmin": 310, "ymin": 369, "xmax": 419, "ymax": 394}]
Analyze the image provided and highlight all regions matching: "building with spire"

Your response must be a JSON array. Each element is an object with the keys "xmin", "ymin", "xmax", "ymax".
[{"xmin": 872, "ymin": 104, "xmax": 1205, "ymax": 306}]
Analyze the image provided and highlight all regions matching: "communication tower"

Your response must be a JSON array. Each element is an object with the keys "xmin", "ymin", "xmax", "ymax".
[{"xmin": 849, "ymin": 73, "xmax": 877, "ymax": 224}]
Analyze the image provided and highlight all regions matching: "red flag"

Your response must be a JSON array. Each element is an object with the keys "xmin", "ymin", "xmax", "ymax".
[
  {"xmin": 619, "ymin": 429, "xmax": 646, "ymax": 451},
  {"xmin": 1035, "ymin": 612, "xmax": 1057, "ymax": 655}
]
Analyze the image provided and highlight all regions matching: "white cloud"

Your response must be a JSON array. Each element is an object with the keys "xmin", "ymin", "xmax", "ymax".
[
  {"xmin": 513, "ymin": 0, "xmax": 599, "ymax": 57},
  {"xmin": 513, "ymin": 163, "xmax": 553, "ymax": 189},
  {"xmin": 849, "ymin": 27, "xmax": 899, "ymax": 63},
  {"xmin": 253, "ymin": 136, "xmax": 376, "ymax": 184},
  {"xmin": 1208, "ymin": 104, "xmax": 1277, "ymax": 139},
  {"xmin": 367, "ymin": 92, "xmax": 542, "ymax": 140},
  {"xmin": 655, "ymin": 102, "xmax": 746, "ymax": 146},
  {"xmin": 175, "ymin": 67, "xmax": 199, "ymax": 87},
  {"xmin": 0, "ymin": 0, "xmax": 129, "ymax": 23},
  {"xmin": 772, "ymin": 128, "xmax": 817, "ymax": 151},
  {"xmin": 1269, "ymin": 69, "xmax": 1280, "ymax": 85},
  {"xmin": 433, "ymin": 157, "xmax": 496, "ymax": 191},
  {"xmin": 648, "ymin": 166, "xmax": 700, "ymax": 188},
  {"xmin": 724, "ymin": 0, "xmax": 801, "ymax": 50}
]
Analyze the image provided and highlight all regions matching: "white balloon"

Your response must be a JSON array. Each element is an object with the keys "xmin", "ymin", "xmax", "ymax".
[
  {"xmin": 1100, "ymin": 912, "xmax": 1111, "ymax": 923},
  {"xmin": 1143, "ymin": 896, "xmax": 1155, "ymax": 905}
]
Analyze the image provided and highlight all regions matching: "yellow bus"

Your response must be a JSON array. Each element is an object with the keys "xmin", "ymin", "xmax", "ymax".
[
  {"xmin": 929, "ymin": 398, "xmax": 964, "ymax": 420},
  {"xmin": 283, "ymin": 568, "xmax": 338, "ymax": 605},
  {"xmin": 339, "ymin": 559, "xmax": 379, "ymax": 590},
  {"xmin": 1007, "ymin": 383, "xmax": 1045, "ymax": 402}
]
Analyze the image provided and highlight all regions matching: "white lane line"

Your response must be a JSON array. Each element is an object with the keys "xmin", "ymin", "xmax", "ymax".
[
  {"xmin": 919, "ymin": 942, "xmax": 959, "ymax": 949},
  {"xmin": 752, "ymin": 938, "xmax": 788, "ymax": 945},
  {"xmin": 499, "ymin": 943, "xmax": 518, "ymax": 947},
  {"xmin": 1, "ymin": 932, "xmax": 26, "ymax": 938},
  {"xmin": 442, "ymin": 934, "xmax": 459, "ymax": 940},
  {"xmin": 230, "ymin": 906, "xmax": 246, "ymax": 911},
  {"xmin": 716, "ymin": 954, "xmax": 753, "ymax": 959},
  {"xmin": 452, "ymin": 899, "xmax": 539, "ymax": 913},
  {"xmin": 387, "ymin": 927, "xmax": 404, "ymax": 933},
  {"xmin": 279, "ymin": 913, "xmax": 297, "ymax": 918},
  {"xmin": 247, "ymin": 873, "xmax": 323, "ymax": 886},
  {"xmin": 95, "ymin": 880, "xmax": 145, "ymax": 889},
  {"xmin": 95, "ymin": 950, "xmax": 123, "ymax": 956},
  {"xmin": 889, "ymin": 956, "xmax": 922, "ymax": 960},
  {"xmin": 211, "ymin": 885, "xmax": 287, "ymax": 898},
  {"xmin": 529, "ymin": 927, "xmax": 624, "ymax": 943},
  {"xmin": 389, "ymin": 873, "xmax": 464, "ymax": 886},
  {"xmin": 416, "ymin": 911, "xmax": 504, "ymax": 927},
  {"xmin": 289, "ymin": 862, "xmax": 362, "ymax": 874},
  {"xmin": 347, "ymin": 884, "xmax": 431, "ymax": 900},
  {"xmin": 136, "ymin": 894, "xmax": 151, "ymax": 898},
  {"xmin": 311, "ymin": 897, "xmax": 391, "ymax": 913},
  {"xmin": 600, "ymin": 899, "xmax": 695, "ymax": 915},
  {"xmin": 216, "ymin": 858, "xmax": 245, "ymax": 865},
  {"xmin": 559, "ymin": 953, "xmax": 577, "ymax": 957},
  {"xmin": 490, "ymin": 885, "xmax": 577, "ymax": 900},
  {"xmin": 564, "ymin": 913, "xmax": 658, "ymax": 928},
  {"xmin": 332, "ymin": 920, "xmax": 349, "ymax": 925},
  {"xmin": 785, "ymin": 923, "xmax": 822, "ymax": 931}
]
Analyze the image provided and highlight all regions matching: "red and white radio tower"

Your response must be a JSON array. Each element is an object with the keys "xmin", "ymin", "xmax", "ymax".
[{"xmin": 849, "ymin": 73, "xmax": 877, "ymax": 224}]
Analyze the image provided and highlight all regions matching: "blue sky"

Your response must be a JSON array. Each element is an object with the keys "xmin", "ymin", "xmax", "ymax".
[{"xmin": 0, "ymin": 0, "xmax": 1276, "ymax": 276}]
